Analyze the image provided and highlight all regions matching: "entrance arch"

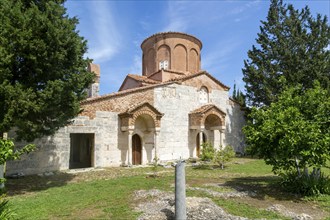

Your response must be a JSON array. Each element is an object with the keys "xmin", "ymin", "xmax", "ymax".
[
  {"xmin": 189, "ymin": 104, "xmax": 226, "ymax": 156},
  {"xmin": 132, "ymin": 134, "xmax": 142, "ymax": 165},
  {"xmin": 119, "ymin": 102, "xmax": 163, "ymax": 166}
]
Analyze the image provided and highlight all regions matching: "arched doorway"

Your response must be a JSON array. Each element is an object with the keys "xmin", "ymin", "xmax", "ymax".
[
  {"xmin": 196, "ymin": 132, "xmax": 206, "ymax": 157},
  {"xmin": 132, "ymin": 134, "xmax": 142, "ymax": 165}
]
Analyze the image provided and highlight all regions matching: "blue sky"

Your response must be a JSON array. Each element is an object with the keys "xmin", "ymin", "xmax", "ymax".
[{"xmin": 64, "ymin": 0, "xmax": 330, "ymax": 95}]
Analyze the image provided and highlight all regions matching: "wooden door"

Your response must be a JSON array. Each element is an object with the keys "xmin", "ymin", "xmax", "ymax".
[{"xmin": 132, "ymin": 134, "xmax": 142, "ymax": 165}]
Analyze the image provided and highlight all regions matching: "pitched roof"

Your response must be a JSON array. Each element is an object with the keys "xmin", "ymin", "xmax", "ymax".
[
  {"xmin": 190, "ymin": 104, "xmax": 226, "ymax": 116},
  {"xmin": 82, "ymin": 71, "xmax": 229, "ymax": 104},
  {"xmin": 165, "ymin": 71, "xmax": 230, "ymax": 90},
  {"xmin": 118, "ymin": 101, "xmax": 163, "ymax": 116},
  {"xmin": 127, "ymin": 74, "xmax": 160, "ymax": 84},
  {"xmin": 81, "ymin": 81, "xmax": 178, "ymax": 104},
  {"xmin": 147, "ymin": 69, "xmax": 186, "ymax": 79}
]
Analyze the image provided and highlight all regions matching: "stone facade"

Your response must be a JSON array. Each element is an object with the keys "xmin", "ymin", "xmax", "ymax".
[{"xmin": 6, "ymin": 32, "xmax": 246, "ymax": 175}]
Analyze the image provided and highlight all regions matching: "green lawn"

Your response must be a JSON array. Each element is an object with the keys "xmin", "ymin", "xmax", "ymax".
[{"xmin": 6, "ymin": 158, "xmax": 330, "ymax": 219}]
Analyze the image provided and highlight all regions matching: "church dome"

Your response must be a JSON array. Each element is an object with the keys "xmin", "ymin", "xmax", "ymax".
[{"xmin": 141, "ymin": 32, "xmax": 202, "ymax": 76}]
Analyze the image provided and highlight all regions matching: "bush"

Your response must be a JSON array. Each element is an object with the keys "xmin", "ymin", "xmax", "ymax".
[
  {"xmin": 199, "ymin": 142, "xmax": 215, "ymax": 161},
  {"xmin": 214, "ymin": 146, "xmax": 236, "ymax": 169},
  {"xmin": 281, "ymin": 171, "xmax": 330, "ymax": 196}
]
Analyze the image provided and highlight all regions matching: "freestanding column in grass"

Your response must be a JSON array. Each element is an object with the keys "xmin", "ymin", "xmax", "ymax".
[{"xmin": 175, "ymin": 160, "xmax": 186, "ymax": 220}]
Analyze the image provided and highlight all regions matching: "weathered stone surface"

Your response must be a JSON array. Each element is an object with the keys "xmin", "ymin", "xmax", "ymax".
[
  {"xmin": 267, "ymin": 204, "xmax": 313, "ymax": 220},
  {"xmin": 134, "ymin": 189, "xmax": 247, "ymax": 220}
]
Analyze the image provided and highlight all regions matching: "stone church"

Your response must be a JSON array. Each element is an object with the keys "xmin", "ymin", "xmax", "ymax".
[{"xmin": 7, "ymin": 32, "xmax": 245, "ymax": 175}]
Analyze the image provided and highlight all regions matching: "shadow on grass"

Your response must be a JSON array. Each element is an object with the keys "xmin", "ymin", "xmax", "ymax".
[
  {"xmin": 223, "ymin": 176, "xmax": 303, "ymax": 202},
  {"xmin": 5, "ymin": 172, "xmax": 75, "ymax": 196}
]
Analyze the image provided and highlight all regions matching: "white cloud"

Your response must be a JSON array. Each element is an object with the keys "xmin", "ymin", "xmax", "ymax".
[{"xmin": 86, "ymin": 1, "xmax": 121, "ymax": 62}]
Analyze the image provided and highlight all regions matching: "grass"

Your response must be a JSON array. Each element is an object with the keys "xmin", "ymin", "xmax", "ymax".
[
  {"xmin": 10, "ymin": 175, "xmax": 173, "ymax": 219},
  {"xmin": 6, "ymin": 158, "xmax": 330, "ymax": 219}
]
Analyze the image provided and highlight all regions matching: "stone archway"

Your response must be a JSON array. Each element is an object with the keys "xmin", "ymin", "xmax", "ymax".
[
  {"xmin": 119, "ymin": 102, "xmax": 163, "ymax": 166},
  {"xmin": 189, "ymin": 104, "xmax": 226, "ymax": 156}
]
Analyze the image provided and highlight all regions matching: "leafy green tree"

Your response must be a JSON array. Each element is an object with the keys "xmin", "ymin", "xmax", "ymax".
[
  {"xmin": 243, "ymin": 0, "xmax": 330, "ymax": 107},
  {"xmin": 0, "ymin": 0, "xmax": 94, "ymax": 142},
  {"xmin": 213, "ymin": 146, "xmax": 235, "ymax": 169},
  {"xmin": 244, "ymin": 81, "xmax": 330, "ymax": 194}
]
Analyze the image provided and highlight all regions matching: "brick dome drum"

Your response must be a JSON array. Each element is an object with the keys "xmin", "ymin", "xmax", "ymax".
[{"xmin": 141, "ymin": 32, "xmax": 202, "ymax": 76}]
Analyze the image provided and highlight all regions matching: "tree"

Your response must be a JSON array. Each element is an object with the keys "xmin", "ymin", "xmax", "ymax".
[
  {"xmin": 0, "ymin": 0, "xmax": 94, "ymax": 142},
  {"xmin": 231, "ymin": 82, "xmax": 246, "ymax": 107},
  {"xmin": 199, "ymin": 142, "xmax": 216, "ymax": 161},
  {"xmin": 213, "ymin": 146, "xmax": 235, "ymax": 169},
  {"xmin": 243, "ymin": 81, "xmax": 330, "ymax": 194},
  {"xmin": 0, "ymin": 0, "xmax": 94, "ymax": 183},
  {"xmin": 243, "ymin": 0, "xmax": 330, "ymax": 107}
]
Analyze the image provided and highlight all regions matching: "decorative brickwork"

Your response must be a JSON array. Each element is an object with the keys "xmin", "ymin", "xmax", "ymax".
[
  {"xmin": 189, "ymin": 104, "xmax": 226, "ymax": 129},
  {"xmin": 118, "ymin": 102, "xmax": 163, "ymax": 130}
]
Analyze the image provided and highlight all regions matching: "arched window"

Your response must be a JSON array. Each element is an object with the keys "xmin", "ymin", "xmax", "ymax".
[{"xmin": 199, "ymin": 86, "xmax": 209, "ymax": 103}]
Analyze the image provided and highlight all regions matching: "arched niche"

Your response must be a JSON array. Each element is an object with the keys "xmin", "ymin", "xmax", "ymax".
[
  {"xmin": 144, "ymin": 48, "xmax": 156, "ymax": 75},
  {"xmin": 189, "ymin": 48, "xmax": 199, "ymax": 73},
  {"xmin": 173, "ymin": 44, "xmax": 187, "ymax": 72}
]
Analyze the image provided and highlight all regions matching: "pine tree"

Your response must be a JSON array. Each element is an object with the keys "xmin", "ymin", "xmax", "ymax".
[
  {"xmin": 0, "ymin": 0, "xmax": 94, "ymax": 141},
  {"xmin": 243, "ymin": 0, "xmax": 330, "ymax": 107}
]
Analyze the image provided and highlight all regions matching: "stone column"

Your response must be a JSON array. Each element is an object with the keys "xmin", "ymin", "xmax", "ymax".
[
  {"xmin": 199, "ymin": 130, "xmax": 204, "ymax": 149},
  {"xmin": 154, "ymin": 129, "xmax": 160, "ymax": 163},
  {"xmin": 175, "ymin": 160, "xmax": 186, "ymax": 220},
  {"xmin": 219, "ymin": 127, "xmax": 225, "ymax": 148},
  {"xmin": 127, "ymin": 130, "xmax": 133, "ymax": 166}
]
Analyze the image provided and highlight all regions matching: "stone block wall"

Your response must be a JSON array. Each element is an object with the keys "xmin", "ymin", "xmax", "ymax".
[{"xmin": 6, "ymin": 112, "xmax": 120, "ymax": 176}]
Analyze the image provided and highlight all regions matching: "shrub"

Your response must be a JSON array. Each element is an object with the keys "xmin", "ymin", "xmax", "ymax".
[
  {"xmin": 199, "ymin": 142, "xmax": 215, "ymax": 161},
  {"xmin": 281, "ymin": 171, "xmax": 330, "ymax": 196},
  {"xmin": 214, "ymin": 146, "xmax": 236, "ymax": 169}
]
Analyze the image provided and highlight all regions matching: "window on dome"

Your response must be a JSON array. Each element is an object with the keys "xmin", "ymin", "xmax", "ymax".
[{"xmin": 159, "ymin": 60, "xmax": 168, "ymax": 70}]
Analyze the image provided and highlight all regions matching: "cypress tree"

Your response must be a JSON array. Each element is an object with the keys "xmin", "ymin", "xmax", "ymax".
[
  {"xmin": 0, "ymin": 0, "xmax": 94, "ymax": 141},
  {"xmin": 243, "ymin": 0, "xmax": 330, "ymax": 107}
]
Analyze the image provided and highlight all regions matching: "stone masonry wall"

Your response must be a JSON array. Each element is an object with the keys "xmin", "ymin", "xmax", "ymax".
[
  {"xmin": 153, "ymin": 83, "xmax": 230, "ymax": 162},
  {"xmin": 6, "ymin": 112, "xmax": 121, "ymax": 176},
  {"xmin": 154, "ymin": 82, "xmax": 245, "ymax": 163}
]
